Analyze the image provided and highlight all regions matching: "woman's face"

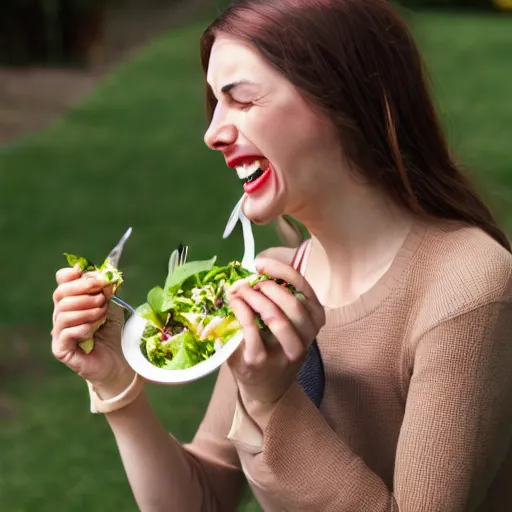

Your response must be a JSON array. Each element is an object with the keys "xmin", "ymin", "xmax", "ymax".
[{"xmin": 204, "ymin": 34, "xmax": 344, "ymax": 225}]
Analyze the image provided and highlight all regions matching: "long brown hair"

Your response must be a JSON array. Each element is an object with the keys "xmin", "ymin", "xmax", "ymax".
[{"xmin": 200, "ymin": 0, "xmax": 510, "ymax": 251}]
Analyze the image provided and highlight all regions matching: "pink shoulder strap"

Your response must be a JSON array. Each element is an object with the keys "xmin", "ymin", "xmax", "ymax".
[{"xmin": 290, "ymin": 239, "xmax": 310, "ymax": 275}]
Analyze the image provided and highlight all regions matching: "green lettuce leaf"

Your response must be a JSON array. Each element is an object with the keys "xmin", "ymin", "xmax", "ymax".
[
  {"xmin": 136, "ymin": 302, "xmax": 166, "ymax": 329},
  {"xmin": 64, "ymin": 253, "xmax": 124, "ymax": 289},
  {"xmin": 161, "ymin": 333, "xmax": 199, "ymax": 370},
  {"xmin": 144, "ymin": 333, "xmax": 167, "ymax": 367},
  {"xmin": 79, "ymin": 338, "xmax": 95, "ymax": 355},
  {"xmin": 144, "ymin": 330, "xmax": 216, "ymax": 371},
  {"xmin": 163, "ymin": 257, "xmax": 217, "ymax": 294},
  {"xmin": 64, "ymin": 253, "xmax": 96, "ymax": 273},
  {"xmin": 147, "ymin": 286, "xmax": 166, "ymax": 316}
]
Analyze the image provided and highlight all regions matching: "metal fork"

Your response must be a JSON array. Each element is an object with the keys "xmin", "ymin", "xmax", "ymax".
[
  {"xmin": 222, "ymin": 195, "xmax": 256, "ymax": 272},
  {"xmin": 110, "ymin": 243, "xmax": 189, "ymax": 316},
  {"xmin": 223, "ymin": 195, "xmax": 245, "ymax": 239},
  {"xmin": 110, "ymin": 294, "xmax": 137, "ymax": 315},
  {"xmin": 105, "ymin": 227, "xmax": 132, "ymax": 269},
  {"xmin": 101, "ymin": 227, "xmax": 136, "ymax": 314},
  {"xmin": 239, "ymin": 210, "xmax": 256, "ymax": 272}
]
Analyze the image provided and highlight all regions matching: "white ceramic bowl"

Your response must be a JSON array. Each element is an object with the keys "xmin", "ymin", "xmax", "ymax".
[{"xmin": 120, "ymin": 314, "xmax": 244, "ymax": 384}]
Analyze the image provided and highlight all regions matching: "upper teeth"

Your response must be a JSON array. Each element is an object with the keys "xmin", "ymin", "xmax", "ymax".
[{"xmin": 236, "ymin": 160, "xmax": 262, "ymax": 180}]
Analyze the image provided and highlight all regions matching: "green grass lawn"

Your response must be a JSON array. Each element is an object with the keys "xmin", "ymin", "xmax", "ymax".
[{"xmin": 0, "ymin": 10, "xmax": 511, "ymax": 512}]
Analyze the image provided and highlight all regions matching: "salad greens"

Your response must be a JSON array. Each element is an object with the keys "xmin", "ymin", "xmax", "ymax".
[
  {"xmin": 64, "ymin": 253, "xmax": 124, "ymax": 354},
  {"xmin": 63, "ymin": 248, "xmax": 305, "ymax": 369},
  {"xmin": 136, "ymin": 255, "xmax": 305, "ymax": 371}
]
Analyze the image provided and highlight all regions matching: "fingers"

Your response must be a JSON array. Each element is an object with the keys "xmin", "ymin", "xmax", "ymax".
[
  {"xmin": 102, "ymin": 283, "xmax": 116, "ymax": 300},
  {"xmin": 255, "ymin": 280, "xmax": 317, "ymax": 345},
  {"xmin": 52, "ymin": 292, "xmax": 106, "ymax": 326},
  {"xmin": 225, "ymin": 275, "xmax": 255, "ymax": 298},
  {"xmin": 255, "ymin": 257, "xmax": 313, "ymax": 297},
  {"xmin": 57, "ymin": 293, "xmax": 107, "ymax": 313},
  {"xmin": 53, "ymin": 272, "xmax": 109, "ymax": 304},
  {"xmin": 233, "ymin": 284, "xmax": 305, "ymax": 362},
  {"xmin": 255, "ymin": 257, "xmax": 326, "ymax": 329},
  {"xmin": 53, "ymin": 305, "xmax": 108, "ymax": 339},
  {"xmin": 52, "ymin": 323, "xmax": 99, "ymax": 361},
  {"xmin": 229, "ymin": 296, "xmax": 268, "ymax": 366},
  {"xmin": 51, "ymin": 267, "xmax": 121, "ymax": 364},
  {"xmin": 56, "ymin": 265, "xmax": 82, "ymax": 286}
]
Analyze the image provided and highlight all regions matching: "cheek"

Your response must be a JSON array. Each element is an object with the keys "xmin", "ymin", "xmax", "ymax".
[
  {"xmin": 242, "ymin": 108, "xmax": 279, "ymax": 139},
  {"xmin": 241, "ymin": 95, "xmax": 338, "ymax": 172},
  {"xmin": 244, "ymin": 106, "xmax": 320, "ymax": 159}
]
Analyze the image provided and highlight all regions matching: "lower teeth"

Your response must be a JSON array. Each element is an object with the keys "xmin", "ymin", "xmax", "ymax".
[{"xmin": 244, "ymin": 168, "xmax": 265, "ymax": 184}]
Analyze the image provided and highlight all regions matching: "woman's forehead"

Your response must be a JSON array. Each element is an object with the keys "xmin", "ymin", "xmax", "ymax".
[{"xmin": 207, "ymin": 35, "xmax": 267, "ymax": 85}]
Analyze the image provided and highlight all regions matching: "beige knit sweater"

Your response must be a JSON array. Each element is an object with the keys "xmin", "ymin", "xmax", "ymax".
[{"xmin": 173, "ymin": 219, "xmax": 512, "ymax": 511}]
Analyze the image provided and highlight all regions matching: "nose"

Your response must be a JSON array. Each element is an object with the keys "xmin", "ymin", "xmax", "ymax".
[{"xmin": 204, "ymin": 103, "xmax": 238, "ymax": 151}]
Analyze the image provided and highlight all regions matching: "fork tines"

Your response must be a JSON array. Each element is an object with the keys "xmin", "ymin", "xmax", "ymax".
[{"xmin": 178, "ymin": 245, "xmax": 188, "ymax": 266}]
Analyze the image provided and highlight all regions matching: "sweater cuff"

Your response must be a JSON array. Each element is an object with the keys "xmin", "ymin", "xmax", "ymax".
[
  {"xmin": 261, "ymin": 382, "xmax": 348, "ymax": 472},
  {"xmin": 227, "ymin": 392, "xmax": 264, "ymax": 454}
]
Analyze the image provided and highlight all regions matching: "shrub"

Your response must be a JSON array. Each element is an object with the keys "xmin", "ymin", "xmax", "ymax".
[{"xmin": 0, "ymin": 0, "xmax": 106, "ymax": 66}]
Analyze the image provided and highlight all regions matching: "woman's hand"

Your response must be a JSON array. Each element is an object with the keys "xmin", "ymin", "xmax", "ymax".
[
  {"xmin": 227, "ymin": 257, "xmax": 326, "ymax": 424},
  {"xmin": 51, "ymin": 266, "xmax": 134, "ymax": 397}
]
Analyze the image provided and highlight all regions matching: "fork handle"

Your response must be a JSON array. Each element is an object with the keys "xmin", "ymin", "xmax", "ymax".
[
  {"xmin": 110, "ymin": 295, "xmax": 136, "ymax": 316},
  {"xmin": 240, "ymin": 211, "xmax": 256, "ymax": 272}
]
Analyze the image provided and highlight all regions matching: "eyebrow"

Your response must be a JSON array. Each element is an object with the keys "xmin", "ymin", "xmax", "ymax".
[{"xmin": 221, "ymin": 80, "xmax": 256, "ymax": 94}]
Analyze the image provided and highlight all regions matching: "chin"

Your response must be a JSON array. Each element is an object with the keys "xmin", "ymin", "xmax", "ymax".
[{"xmin": 243, "ymin": 194, "xmax": 286, "ymax": 226}]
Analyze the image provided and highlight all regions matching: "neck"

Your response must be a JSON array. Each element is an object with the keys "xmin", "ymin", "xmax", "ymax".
[{"xmin": 290, "ymin": 181, "xmax": 415, "ymax": 307}]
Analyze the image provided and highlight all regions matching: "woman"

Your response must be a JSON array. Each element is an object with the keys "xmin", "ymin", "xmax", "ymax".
[{"xmin": 51, "ymin": 1, "xmax": 512, "ymax": 510}]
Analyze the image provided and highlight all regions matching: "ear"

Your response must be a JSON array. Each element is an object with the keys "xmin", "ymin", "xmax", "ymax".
[{"xmin": 275, "ymin": 215, "xmax": 304, "ymax": 248}]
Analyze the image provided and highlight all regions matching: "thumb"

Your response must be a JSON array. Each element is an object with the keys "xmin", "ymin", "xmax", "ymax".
[
  {"xmin": 105, "ymin": 301, "xmax": 125, "ymax": 327},
  {"xmin": 55, "ymin": 265, "xmax": 82, "ymax": 286},
  {"xmin": 93, "ymin": 301, "xmax": 125, "ymax": 336}
]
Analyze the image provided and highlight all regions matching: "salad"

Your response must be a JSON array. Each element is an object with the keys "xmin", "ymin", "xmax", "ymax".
[
  {"xmin": 64, "ymin": 248, "xmax": 305, "ymax": 370},
  {"xmin": 64, "ymin": 253, "xmax": 124, "ymax": 354},
  {"xmin": 135, "ymin": 255, "xmax": 305, "ymax": 371}
]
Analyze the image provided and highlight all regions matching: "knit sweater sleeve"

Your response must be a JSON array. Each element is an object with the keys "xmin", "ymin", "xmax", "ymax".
[
  {"xmin": 181, "ymin": 363, "xmax": 247, "ymax": 511},
  {"xmin": 228, "ymin": 298, "xmax": 512, "ymax": 511}
]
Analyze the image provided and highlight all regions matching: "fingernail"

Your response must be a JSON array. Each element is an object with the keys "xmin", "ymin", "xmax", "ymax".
[
  {"xmin": 97, "ymin": 274, "xmax": 110, "ymax": 285},
  {"xmin": 84, "ymin": 272, "xmax": 108, "ymax": 285},
  {"xmin": 225, "ymin": 287, "xmax": 237, "ymax": 300},
  {"xmin": 255, "ymin": 258, "xmax": 266, "ymax": 271},
  {"xmin": 228, "ymin": 280, "xmax": 244, "ymax": 294}
]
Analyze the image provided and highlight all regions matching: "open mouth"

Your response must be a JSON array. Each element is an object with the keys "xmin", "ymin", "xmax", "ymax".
[{"xmin": 236, "ymin": 158, "xmax": 270, "ymax": 184}]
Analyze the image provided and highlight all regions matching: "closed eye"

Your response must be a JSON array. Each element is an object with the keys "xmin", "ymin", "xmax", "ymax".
[
  {"xmin": 230, "ymin": 97, "xmax": 253, "ymax": 111},
  {"xmin": 237, "ymin": 101, "xmax": 253, "ymax": 111}
]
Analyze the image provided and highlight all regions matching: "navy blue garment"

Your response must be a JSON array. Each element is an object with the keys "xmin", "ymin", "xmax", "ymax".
[{"xmin": 296, "ymin": 338, "xmax": 325, "ymax": 409}]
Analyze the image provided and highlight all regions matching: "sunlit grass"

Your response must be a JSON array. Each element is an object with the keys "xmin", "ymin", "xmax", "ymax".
[{"xmin": 0, "ymin": 11, "xmax": 511, "ymax": 512}]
